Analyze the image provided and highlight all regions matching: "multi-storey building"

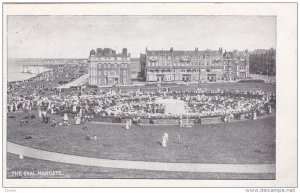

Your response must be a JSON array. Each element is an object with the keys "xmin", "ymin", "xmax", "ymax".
[
  {"xmin": 223, "ymin": 50, "xmax": 250, "ymax": 80},
  {"xmin": 88, "ymin": 48, "xmax": 131, "ymax": 86},
  {"xmin": 249, "ymin": 48, "xmax": 276, "ymax": 76},
  {"xmin": 140, "ymin": 47, "xmax": 249, "ymax": 83}
]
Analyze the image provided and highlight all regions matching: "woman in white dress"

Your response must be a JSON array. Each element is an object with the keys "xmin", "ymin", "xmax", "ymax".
[{"xmin": 162, "ymin": 133, "xmax": 169, "ymax": 147}]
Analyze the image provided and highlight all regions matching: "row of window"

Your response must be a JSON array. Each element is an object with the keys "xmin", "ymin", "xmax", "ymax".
[
  {"xmin": 103, "ymin": 70, "xmax": 127, "ymax": 76},
  {"xmin": 147, "ymin": 61, "xmax": 213, "ymax": 67},
  {"xmin": 89, "ymin": 77, "xmax": 128, "ymax": 85},
  {"xmin": 148, "ymin": 55, "xmax": 217, "ymax": 61},
  {"xmin": 90, "ymin": 63, "xmax": 129, "ymax": 69},
  {"xmin": 147, "ymin": 69, "xmax": 224, "ymax": 73},
  {"xmin": 90, "ymin": 69, "xmax": 128, "ymax": 76},
  {"xmin": 92, "ymin": 57, "xmax": 129, "ymax": 61}
]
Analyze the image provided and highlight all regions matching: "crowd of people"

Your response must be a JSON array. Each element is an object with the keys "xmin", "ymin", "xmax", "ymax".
[{"xmin": 7, "ymin": 86, "xmax": 276, "ymax": 125}]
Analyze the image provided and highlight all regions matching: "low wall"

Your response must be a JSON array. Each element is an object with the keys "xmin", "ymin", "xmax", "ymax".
[
  {"xmin": 200, "ymin": 117, "xmax": 223, "ymax": 125},
  {"xmin": 91, "ymin": 116, "xmax": 226, "ymax": 125}
]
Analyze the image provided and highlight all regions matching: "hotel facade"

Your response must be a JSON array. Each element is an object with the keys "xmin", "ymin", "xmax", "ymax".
[
  {"xmin": 140, "ymin": 47, "xmax": 249, "ymax": 83},
  {"xmin": 88, "ymin": 48, "xmax": 131, "ymax": 86}
]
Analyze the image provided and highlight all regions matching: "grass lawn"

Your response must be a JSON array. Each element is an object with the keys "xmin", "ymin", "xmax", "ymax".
[
  {"xmin": 7, "ymin": 110, "xmax": 275, "ymax": 164},
  {"xmin": 6, "ymin": 153, "xmax": 275, "ymax": 179},
  {"xmin": 6, "ymin": 82, "xmax": 276, "ymax": 179}
]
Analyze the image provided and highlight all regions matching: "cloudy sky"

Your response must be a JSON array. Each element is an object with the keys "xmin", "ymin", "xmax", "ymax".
[{"xmin": 8, "ymin": 15, "xmax": 276, "ymax": 58}]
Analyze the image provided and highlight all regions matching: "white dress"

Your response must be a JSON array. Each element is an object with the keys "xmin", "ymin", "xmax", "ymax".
[
  {"xmin": 125, "ymin": 121, "xmax": 130, "ymax": 130},
  {"xmin": 75, "ymin": 117, "xmax": 81, "ymax": 125},
  {"xmin": 162, "ymin": 134, "xmax": 168, "ymax": 147},
  {"xmin": 73, "ymin": 105, "xmax": 77, "ymax": 112}
]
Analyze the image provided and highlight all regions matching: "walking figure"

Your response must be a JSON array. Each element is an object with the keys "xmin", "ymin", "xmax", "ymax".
[{"xmin": 162, "ymin": 133, "xmax": 169, "ymax": 147}]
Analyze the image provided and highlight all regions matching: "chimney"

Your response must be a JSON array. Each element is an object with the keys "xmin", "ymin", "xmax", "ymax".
[
  {"xmin": 122, "ymin": 48, "xmax": 128, "ymax": 55},
  {"xmin": 96, "ymin": 48, "xmax": 103, "ymax": 56}
]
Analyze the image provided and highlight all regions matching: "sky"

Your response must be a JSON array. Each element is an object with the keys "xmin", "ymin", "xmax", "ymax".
[{"xmin": 7, "ymin": 15, "xmax": 276, "ymax": 58}]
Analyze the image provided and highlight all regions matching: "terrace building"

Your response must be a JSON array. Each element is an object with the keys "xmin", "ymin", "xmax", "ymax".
[
  {"xmin": 88, "ymin": 48, "xmax": 131, "ymax": 86},
  {"xmin": 140, "ymin": 47, "xmax": 249, "ymax": 83},
  {"xmin": 249, "ymin": 48, "xmax": 276, "ymax": 76}
]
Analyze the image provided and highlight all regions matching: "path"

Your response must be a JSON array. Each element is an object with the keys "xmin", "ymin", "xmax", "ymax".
[
  {"xmin": 249, "ymin": 74, "xmax": 276, "ymax": 83},
  {"xmin": 7, "ymin": 142, "xmax": 275, "ymax": 174},
  {"xmin": 57, "ymin": 74, "xmax": 89, "ymax": 89}
]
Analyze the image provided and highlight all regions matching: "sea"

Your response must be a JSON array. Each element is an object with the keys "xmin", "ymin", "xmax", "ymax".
[{"xmin": 7, "ymin": 60, "xmax": 49, "ymax": 82}]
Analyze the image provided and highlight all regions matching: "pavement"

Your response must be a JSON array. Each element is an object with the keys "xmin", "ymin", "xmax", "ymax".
[
  {"xmin": 57, "ymin": 74, "xmax": 89, "ymax": 89},
  {"xmin": 7, "ymin": 142, "xmax": 275, "ymax": 174}
]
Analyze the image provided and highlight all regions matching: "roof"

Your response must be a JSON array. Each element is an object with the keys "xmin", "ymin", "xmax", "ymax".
[
  {"xmin": 146, "ymin": 50, "xmax": 221, "ymax": 57},
  {"xmin": 94, "ymin": 53, "xmax": 128, "ymax": 58},
  {"xmin": 250, "ymin": 49, "xmax": 276, "ymax": 55}
]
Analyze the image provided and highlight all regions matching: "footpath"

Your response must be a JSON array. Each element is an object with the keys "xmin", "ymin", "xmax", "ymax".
[{"xmin": 7, "ymin": 142, "xmax": 275, "ymax": 174}]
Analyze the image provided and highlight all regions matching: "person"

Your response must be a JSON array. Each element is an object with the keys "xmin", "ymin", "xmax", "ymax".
[
  {"xmin": 63, "ymin": 113, "xmax": 69, "ymax": 126},
  {"xmin": 20, "ymin": 120, "xmax": 24, "ymax": 126},
  {"xmin": 252, "ymin": 111, "xmax": 257, "ymax": 120},
  {"xmin": 129, "ymin": 118, "xmax": 132, "ymax": 126},
  {"xmin": 75, "ymin": 115, "xmax": 81, "ymax": 125},
  {"xmin": 223, "ymin": 115, "xmax": 228, "ymax": 123},
  {"xmin": 125, "ymin": 120, "xmax": 130, "ymax": 130},
  {"xmin": 162, "ymin": 132, "xmax": 169, "ymax": 147},
  {"xmin": 268, "ymin": 104, "xmax": 272, "ymax": 114},
  {"xmin": 85, "ymin": 134, "xmax": 91, "ymax": 140},
  {"xmin": 179, "ymin": 115, "xmax": 183, "ymax": 127},
  {"xmin": 42, "ymin": 110, "xmax": 47, "ymax": 123},
  {"xmin": 72, "ymin": 104, "xmax": 77, "ymax": 112},
  {"xmin": 38, "ymin": 108, "xmax": 42, "ymax": 118},
  {"xmin": 51, "ymin": 119, "xmax": 58, "ymax": 127},
  {"xmin": 45, "ymin": 113, "xmax": 50, "ymax": 123}
]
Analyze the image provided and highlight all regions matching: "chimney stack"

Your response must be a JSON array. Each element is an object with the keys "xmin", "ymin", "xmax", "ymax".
[{"xmin": 122, "ymin": 48, "xmax": 128, "ymax": 55}]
